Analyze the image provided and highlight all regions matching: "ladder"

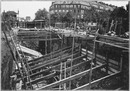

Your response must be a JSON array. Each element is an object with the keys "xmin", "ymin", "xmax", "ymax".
[
  {"xmin": 6, "ymin": 24, "xmax": 33, "ymax": 89},
  {"xmin": 2, "ymin": 23, "xmax": 28, "ymax": 89}
]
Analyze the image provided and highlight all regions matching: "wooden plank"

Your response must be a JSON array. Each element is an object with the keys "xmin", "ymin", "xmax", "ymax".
[
  {"xmin": 26, "ymin": 72, "xmax": 56, "ymax": 86},
  {"xmin": 23, "ymin": 54, "xmax": 86, "ymax": 80},
  {"xmin": 37, "ymin": 64, "xmax": 106, "ymax": 90},
  {"xmin": 26, "ymin": 60, "xmax": 90, "ymax": 86},
  {"xmin": 30, "ymin": 53, "xmax": 69, "ymax": 69},
  {"xmin": 17, "ymin": 45, "xmax": 43, "ymax": 57},
  {"xmin": 74, "ymin": 72, "xmax": 121, "ymax": 90},
  {"xmin": 29, "ymin": 46, "xmax": 80, "ymax": 68},
  {"xmin": 18, "ymin": 30, "xmax": 49, "ymax": 33},
  {"xmin": 28, "ymin": 45, "xmax": 80, "ymax": 63},
  {"xmin": 19, "ymin": 38, "xmax": 61, "ymax": 41},
  {"xmin": 62, "ymin": 60, "xmax": 91, "ymax": 73},
  {"xmin": 31, "ymin": 49, "xmax": 79, "ymax": 69},
  {"xmin": 28, "ymin": 46, "xmax": 73, "ymax": 66},
  {"xmin": 17, "ymin": 31, "xmax": 50, "ymax": 36},
  {"xmin": 95, "ymin": 40, "xmax": 129, "ymax": 50},
  {"xmin": 98, "ymin": 35, "xmax": 129, "ymax": 43},
  {"xmin": 28, "ymin": 46, "xmax": 72, "ymax": 63},
  {"xmin": 30, "ymin": 52, "xmax": 81, "ymax": 73}
]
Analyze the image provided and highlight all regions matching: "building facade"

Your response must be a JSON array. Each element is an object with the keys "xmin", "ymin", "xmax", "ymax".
[{"xmin": 49, "ymin": 1, "xmax": 116, "ymax": 19}]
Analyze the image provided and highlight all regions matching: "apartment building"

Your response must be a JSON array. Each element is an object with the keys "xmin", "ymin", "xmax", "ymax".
[{"xmin": 49, "ymin": 1, "xmax": 116, "ymax": 19}]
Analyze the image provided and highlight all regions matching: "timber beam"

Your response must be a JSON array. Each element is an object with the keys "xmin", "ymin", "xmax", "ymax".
[
  {"xmin": 29, "ymin": 52, "xmax": 81, "ymax": 73},
  {"xmin": 74, "ymin": 72, "xmax": 121, "ymax": 90},
  {"xmin": 28, "ymin": 46, "xmax": 74, "ymax": 66},
  {"xmin": 26, "ymin": 60, "xmax": 91, "ymax": 87},
  {"xmin": 23, "ymin": 55, "xmax": 87, "ymax": 80},
  {"xmin": 19, "ymin": 37, "xmax": 61, "ymax": 41},
  {"xmin": 28, "ymin": 46, "xmax": 72, "ymax": 63},
  {"xmin": 28, "ymin": 45, "xmax": 80, "ymax": 64},
  {"xmin": 26, "ymin": 72, "xmax": 56, "ymax": 86},
  {"xmin": 26, "ymin": 60, "xmax": 89, "ymax": 86},
  {"xmin": 95, "ymin": 40, "xmax": 129, "ymax": 50},
  {"xmin": 36, "ymin": 64, "xmax": 107, "ymax": 90},
  {"xmin": 30, "ymin": 53, "xmax": 71, "ymax": 69},
  {"xmin": 29, "ymin": 46, "xmax": 80, "ymax": 69}
]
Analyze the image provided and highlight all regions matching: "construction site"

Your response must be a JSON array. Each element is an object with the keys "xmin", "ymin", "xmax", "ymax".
[
  {"xmin": 1, "ymin": 1, "xmax": 129, "ymax": 90},
  {"xmin": 1, "ymin": 21, "xmax": 129, "ymax": 90}
]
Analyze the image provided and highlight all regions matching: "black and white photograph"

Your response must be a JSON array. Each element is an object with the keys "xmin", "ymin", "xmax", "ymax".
[{"xmin": 1, "ymin": 0, "xmax": 129, "ymax": 90}]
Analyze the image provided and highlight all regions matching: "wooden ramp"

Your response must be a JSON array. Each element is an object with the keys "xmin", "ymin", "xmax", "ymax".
[{"xmin": 16, "ymin": 44, "xmax": 43, "ymax": 57}]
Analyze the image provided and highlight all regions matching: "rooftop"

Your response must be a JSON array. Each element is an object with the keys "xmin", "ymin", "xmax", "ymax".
[{"xmin": 51, "ymin": 1, "xmax": 116, "ymax": 10}]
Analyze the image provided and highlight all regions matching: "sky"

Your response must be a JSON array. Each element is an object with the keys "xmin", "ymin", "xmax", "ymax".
[{"xmin": 1, "ymin": 1, "xmax": 128, "ymax": 20}]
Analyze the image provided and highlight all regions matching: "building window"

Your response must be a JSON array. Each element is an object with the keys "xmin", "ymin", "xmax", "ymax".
[
  {"xmin": 77, "ymin": 15, "xmax": 80, "ymax": 18},
  {"xmin": 63, "ymin": 10, "xmax": 65, "ymax": 12},
  {"xmin": 81, "ymin": 5, "xmax": 83, "ymax": 9},
  {"xmin": 81, "ymin": 15, "xmax": 83, "ymax": 19},
  {"xmin": 55, "ymin": 5, "xmax": 57, "ymax": 8},
  {"xmin": 66, "ymin": 5, "xmax": 69, "ymax": 8},
  {"xmin": 74, "ymin": 5, "xmax": 76, "ymax": 8},
  {"xmin": 62, "ymin": 5, "xmax": 64, "ymax": 8},
  {"xmin": 59, "ymin": 10, "xmax": 61, "ymax": 12},
  {"xmin": 78, "ymin": 5, "xmax": 80, "ymax": 8},
  {"xmin": 64, "ymin": 5, "xmax": 66, "ymax": 8},
  {"xmin": 81, "ymin": 10, "xmax": 84, "ymax": 14},
  {"xmin": 69, "ymin": 5, "xmax": 73, "ymax": 8},
  {"xmin": 66, "ymin": 10, "xmax": 68, "ymax": 12},
  {"xmin": 78, "ymin": 10, "xmax": 80, "ymax": 13}
]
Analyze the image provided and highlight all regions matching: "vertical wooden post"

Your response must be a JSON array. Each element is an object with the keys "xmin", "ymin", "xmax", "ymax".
[
  {"xmin": 106, "ymin": 52, "xmax": 109, "ymax": 74},
  {"xmin": 45, "ymin": 33, "xmax": 47, "ymax": 55},
  {"xmin": 86, "ymin": 41, "xmax": 88, "ymax": 60},
  {"xmin": 64, "ymin": 62, "xmax": 66, "ymax": 90},
  {"xmin": 94, "ymin": 41, "xmax": 97, "ymax": 66},
  {"xmin": 120, "ymin": 52, "xmax": 123, "ymax": 72},
  {"xmin": 119, "ymin": 18, "xmax": 122, "ymax": 36},
  {"xmin": 79, "ymin": 42, "xmax": 81, "ymax": 56},
  {"xmin": 59, "ymin": 62, "xmax": 63, "ymax": 89},
  {"xmin": 114, "ymin": 21, "xmax": 118, "ymax": 32},
  {"xmin": 69, "ymin": 7, "xmax": 77, "ymax": 90}
]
